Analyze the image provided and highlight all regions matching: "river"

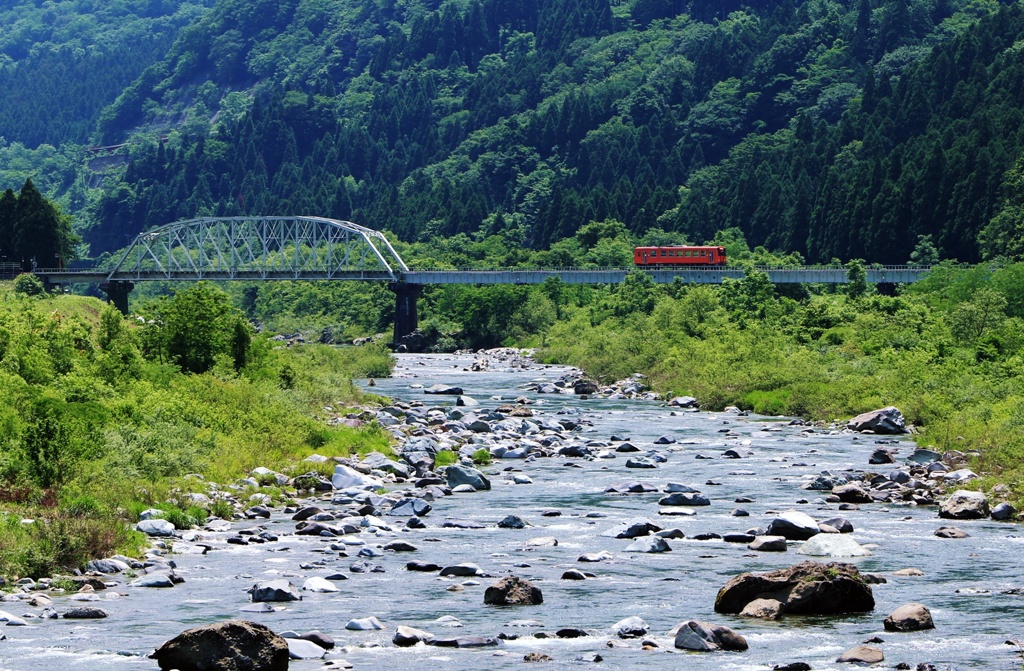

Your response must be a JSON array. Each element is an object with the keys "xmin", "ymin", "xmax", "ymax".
[{"xmin": 2, "ymin": 352, "xmax": 1021, "ymax": 670}]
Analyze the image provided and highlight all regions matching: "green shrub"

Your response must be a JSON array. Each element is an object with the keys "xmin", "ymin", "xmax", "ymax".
[
  {"xmin": 471, "ymin": 448, "xmax": 492, "ymax": 466},
  {"xmin": 13, "ymin": 274, "xmax": 44, "ymax": 296},
  {"xmin": 434, "ymin": 450, "xmax": 458, "ymax": 467},
  {"xmin": 209, "ymin": 499, "xmax": 234, "ymax": 520}
]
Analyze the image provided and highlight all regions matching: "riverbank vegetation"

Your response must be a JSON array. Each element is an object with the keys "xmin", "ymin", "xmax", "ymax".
[{"xmin": 0, "ymin": 280, "xmax": 390, "ymax": 581}]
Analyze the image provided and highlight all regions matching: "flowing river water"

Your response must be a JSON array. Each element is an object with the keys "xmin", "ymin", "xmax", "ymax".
[{"xmin": 3, "ymin": 352, "xmax": 1023, "ymax": 670}]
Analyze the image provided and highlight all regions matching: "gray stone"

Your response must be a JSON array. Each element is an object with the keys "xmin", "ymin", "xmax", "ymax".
[
  {"xmin": 498, "ymin": 515, "xmax": 528, "ymax": 529},
  {"xmin": 62, "ymin": 607, "xmax": 108, "ymax": 619},
  {"xmin": 847, "ymin": 406, "xmax": 906, "ymax": 434},
  {"xmin": 87, "ymin": 558, "xmax": 130, "ymax": 574},
  {"xmin": 612, "ymin": 616, "xmax": 648, "ymax": 639},
  {"xmin": 934, "ymin": 526, "xmax": 970, "ymax": 538},
  {"xmin": 624, "ymin": 536, "xmax": 671, "ymax": 553},
  {"xmin": 739, "ymin": 598, "xmax": 783, "ymax": 620},
  {"xmin": 601, "ymin": 518, "xmax": 662, "ymax": 539},
  {"xmin": 939, "ymin": 490, "xmax": 990, "ymax": 520},
  {"xmin": 251, "ymin": 579, "xmax": 301, "ymax": 603},
  {"xmin": 302, "ymin": 577, "xmax": 340, "ymax": 593},
  {"xmin": 484, "ymin": 576, "xmax": 543, "ymax": 605},
  {"xmin": 389, "ymin": 498, "xmax": 432, "ymax": 517},
  {"xmin": 393, "ymin": 625, "xmax": 435, "ymax": 646},
  {"xmin": 748, "ymin": 536, "xmax": 787, "ymax": 552},
  {"xmin": 439, "ymin": 563, "xmax": 481, "ymax": 577},
  {"xmin": 837, "ymin": 645, "xmax": 883, "ymax": 664},
  {"xmin": 445, "ymin": 465, "xmax": 491, "ymax": 491},
  {"xmin": 659, "ymin": 492, "xmax": 710, "ymax": 506},
  {"xmin": 668, "ymin": 396, "xmax": 698, "ymax": 408},
  {"xmin": 672, "ymin": 621, "xmax": 747, "ymax": 652},
  {"xmin": 137, "ymin": 519, "xmax": 176, "ymax": 537},
  {"xmin": 345, "ymin": 616, "xmax": 385, "ymax": 631},
  {"xmin": 151, "ymin": 620, "xmax": 288, "ymax": 671},
  {"xmin": 625, "ymin": 457, "xmax": 658, "ymax": 469},
  {"xmin": 832, "ymin": 483, "xmax": 873, "ymax": 504},
  {"xmin": 766, "ymin": 511, "xmax": 820, "ymax": 540},
  {"xmin": 797, "ymin": 534, "xmax": 872, "ymax": 557},
  {"xmin": 992, "ymin": 502, "xmax": 1017, "ymax": 520},
  {"xmin": 424, "ymin": 384, "xmax": 463, "ymax": 395},
  {"xmin": 130, "ymin": 573, "xmax": 176, "ymax": 588},
  {"xmin": 287, "ymin": 638, "xmax": 327, "ymax": 659},
  {"xmin": 883, "ymin": 602, "xmax": 934, "ymax": 631}
]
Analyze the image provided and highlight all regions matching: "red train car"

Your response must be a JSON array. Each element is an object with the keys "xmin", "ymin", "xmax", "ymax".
[{"xmin": 634, "ymin": 246, "xmax": 727, "ymax": 266}]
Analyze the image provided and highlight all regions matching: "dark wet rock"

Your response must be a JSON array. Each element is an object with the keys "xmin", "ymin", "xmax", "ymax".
[
  {"xmin": 613, "ymin": 616, "xmax": 648, "ymax": 638},
  {"xmin": 715, "ymin": 561, "xmax": 875, "ymax": 615},
  {"xmin": 656, "ymin": 528, "xmax": 685, "ymax": 539},
  {"xmin": 559, "ymin": 445, "xmax": 592, "ymax": 458},
  {"xmin": 295, "ymin": 522, "xmax": 335, "ymax": 536},
  {"xmin": 561, "ymin": 569, "xmax": 587, "ymax": 580},
  {"xmin": 150, "ymin": 620, "xmax": 289, "ymax": 671},
  {"xmin": 672, "ymin": 621, "xmax": 747, "ymax": 652},
  {"xmin": 884, "ymin": 603, "xmax": 934, "ymax": 631},
  {"xmin": 821, "ymin": 517, "xmax": 854, "ymax": 533},
  {"xmin": 425, "ymin": 384, "xmax": 463, "ymax": 395},
  {"xmin": 556, "ymin": 628, "xmax": 588, "ymax": 638},
  {"xmin": 407, "ymin": 561, "xmax": 442, "ymax": 572},
  {"xmin": 774, "ymin": 663, "xmax": 812, "ymax": 671},
  {"xmin": 847, "ymin": 406, "xmax": 906, "ymax": 434},
  {"xmin": 484, "ymin": 576, "xmax": 543, "ymax": 605},
  {"xmin": 732, "ymin": 509, "xmax": 750, "ymax": 517},
  {"xmin": 498, "ymin": 514, "xmax": 529, "ymax": 529},
  {"xmin": 722, "ymin": 449, "xmax": 743, "ymax": 459},
  {"xmin": 393, "ymin": 625, "xmax": 435, "ymax": 646},
  {"xmin": 939, "ymin": 490, "xmax": 989, "ymax": 520},
  {"xmin": 615, "ymin": 442, "xmax": 641, "ymax": 453},
  {"xmin": 292, "ymin": 506, "xmax": 324, "ymax": 521},
  {"xmin": 659, "ymin": 492, "xmax": 710, "ymax": 506},
  {"xmin": 653, "ymin": 436, "xmax": 677, "ymax": 444},
  {"xmin": 440, "ymin": 563, "xmax": 481, "ymax": 577},
  {"xmin": 574, "ymin": 380, "xmax": 599, "ymax": 395},
  {"xmin": 625, "ymin": 457, "xmax": 658, "ymax": 469},
  {"xmin": 605, "ymin": 482, "xmax": 658, "ymax": 494},
  {"xmin": 250, "ymin": 579, "xmax": 301, "ymax": 603},
  {"xmin": 578, "ymin": 551, "xmax": 614, "ymax": 563},
  {"xmin": 624, "ymin": 536, "xmax": 671, "ymax": 553},
  {"xmin": 907, "ymin": 448, "xmax": 942, "ymax": 464},
  {"xmin": 869, "ymin": 448, "xmax": 894, "ymax": 464},
  {"xmin": 992, "ymin": 502, "xmax": 1018, "ymax": 520},
  {"xmin": 748, "ymin": 536, "xmax": 787, "ymax": 552},
  {"xmin": 601, "ymin": 518, "xmax": 661, "ymax": 539},
  {"xmin": 405, "ymin": 517, "xmax": 427, "ymax": 529},
  {"xmin": 62, "ymin": 607, "xmax": 108, "ymax": 619},
  {"xmin": 836, "ymin": 645, "xmax": 883, "ymax": 664},
  {"xmin": 389, "ymin": 498, "xmax": 432, "ymax": 517},
  {"xmin": 383, "ymin": 541, "xmax": 417, "ymax": 552},
  {"xmin": 724, "ymin": 533, "xmax": 756, "ymax": 543},
  {"xmin": 442, "ymin": 520, "xmax": 485, "ymax": 529},
  {"xmin": 445, "ymin": 465, "xmax": 491, "ymax": 491},
  {"xmin": 692, "ymin": 532, "xmax": 722, "ymax": 541},
  {"xmin": 934, "ymin": 526, "xmax": 970, "ymax": 539},
  {"xmin": 668, "ymin": 396, "xmax": 699, "ymax": 408},
  {"xmin": 524, "ymin": 652, "xmax": 553, "ymax": 662},
  {"xmin": 430, "ymin": 636, "xmax": 499, "ymax": 648},
  {"xmin": 766, "ymin": 511, "xmax": 820, "ymax": 540}
]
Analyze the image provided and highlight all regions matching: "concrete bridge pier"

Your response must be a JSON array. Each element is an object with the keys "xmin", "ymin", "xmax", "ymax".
[
  {"xmin": 389, "ymin": 282, "xmax": 423, "ymax": 346},
  {"xmin": 100, "ymin": 281, "xmax": 135, "ymax": 315}
]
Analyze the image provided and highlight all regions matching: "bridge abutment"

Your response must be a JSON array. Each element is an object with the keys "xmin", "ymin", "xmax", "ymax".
[
  {"xmin": 100, "ymin": 281, "xmax": 135, "ymax": 315},
  {"xmin": 389, "ymin": 282, "xmax": 423, "ymax": 347}
]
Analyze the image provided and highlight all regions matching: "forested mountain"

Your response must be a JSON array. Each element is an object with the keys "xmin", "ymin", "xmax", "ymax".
[{"xmin": 3, "ymin": 0, "xmax": 1024, "ymax": 263}]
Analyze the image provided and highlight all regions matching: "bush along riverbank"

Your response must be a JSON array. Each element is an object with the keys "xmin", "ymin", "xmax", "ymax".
[
  {"xmin": 0, "ymin": 280, "xmax": 392, "ymax": 582},
  {"xmin": 539, "ymin": 262, "xmax": 1024, "ymax": 508}
]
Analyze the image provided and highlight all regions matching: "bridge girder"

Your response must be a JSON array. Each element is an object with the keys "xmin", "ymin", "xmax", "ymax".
[{"xmin": 105, "ymin": 216, "xmax": 409, "ymax": 282}]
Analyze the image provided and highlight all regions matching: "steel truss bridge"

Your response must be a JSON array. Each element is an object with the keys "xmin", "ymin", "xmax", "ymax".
[{"xmin": 32, "ymin": 216, "xmax": 932, "ymax": 342}]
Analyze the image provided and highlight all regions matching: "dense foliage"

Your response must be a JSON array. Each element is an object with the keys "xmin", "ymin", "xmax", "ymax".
[
  {"xmin": 0, "ymin": 283, "xmax": 391, "ymax": 580},
  {"xmin": 70, "ymin": 0, "xmax": 1024, "ymax": 263},
  {"xmin": 0, "ymin": 179, "xmax": 79, "ymax": 269}
]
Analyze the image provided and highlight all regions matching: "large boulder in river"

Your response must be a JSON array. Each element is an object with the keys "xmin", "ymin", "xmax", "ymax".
[
  {"xmin": 483, "ymin": 576, "xmax": 543, "ymax": 605},
  {"xmin": 250, "ymin": 579, "xmax": 301, "ymax": 603},
  {"xmin": 766, "ymin": 511, "xmax": 820, "ymax": 540},
  {"xmin": 715, "ymin": 561, "xmax": 874, "ymax": 616},
  {"xmin": 797, "ymin": 534, "xmax": 872, "ymax": 557},
  {"xmin": 331, "ymin": 464, "xmax": 382, "ymax": 490},
  {"xmin": 150, "ymin": 620, "xmax": 289, "ymax": 671},
  {"xmin": 444, "ymin": 464, "xmax": 490, "ymax": 490},
  {"xmin": 847, "ymin": 406, "xmax": 907, "ymax": 434},
  {"xmin": 883, "ymin": 603, "xmax": 934, "ymax": 631},
  {"xmin": 938, "ymin": 490, "xmax": 990, "ymax": 520},
  {"xmin": 424, "ymin": 384, "xmax": 463, "ymax": 395}
]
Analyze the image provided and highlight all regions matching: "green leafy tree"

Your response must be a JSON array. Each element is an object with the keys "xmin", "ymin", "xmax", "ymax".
[
  {"xmin": 160, "ymin": 283, "xmax": 246, "ymax": 374},
  {"xmin": 846, "ymin": 259, "xmax": 868, "ymax": 299},
  {"xmin": 949, "ymin": 288, "xmax": 1008, "ymax": 344},
  {"xmin": 909, "ymin": 235, "xmax": 940, "ymax": 266},
  {"xmin": 12, "ymin": 179, "xmax": 78, "ymax": 268}
]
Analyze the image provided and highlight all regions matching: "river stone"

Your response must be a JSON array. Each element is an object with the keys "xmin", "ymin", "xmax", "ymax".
[
  {"xmin": 601, "ymin": 518, "xmax": 662, "ymax": 539},
  {"xmin": 766, "ymin": 511, "xmax": 820, "ymax": 540},
  {"xmin": 87, "ymin": 558, "xmax": 130, "ymax": 574},
  {"xmin": 847, "ymin": 406, "xmax": 906, "ymax": 434},
  {"xmin": 287, "ymin": 637, "xmax": 327, "ymax": 659},
  {"xmin": 440, "ymin": 563, "xmax": 481, "ymax": 577},
  {"xmin": 908, "ymin": 448, "xmax": 942, "ymax": 464},
  {"xmin": 393, "ymin": 625, "xmax": 435, "ymax": 646},
  {"xmin": 624, "ymin": 536, "xmax": 671, "ymax": 553},
  {"xmin": 724, "ymin": 533, "xmax": 755, "ymax": 543},
  {"xmin": 612, "ymin": 616, "xmax": 648, "ymax": 638},
  {"xmin": 346, "ymin": 616, "xmax": 385, "ymax": 631},
  {"xmin": 292, "ymin": 506, "xmax": 324, "ymax": 521},
  {"xmin": 130, "ymin": 573, "xmax": 176, "ymax": 588},
  {"xmin": 457, "ymin": 395, "xmax": 479, "ymax": 406},
  {"xmin": 672, "ymin": 621, "xmax": 747, "ymax": 652},
  {"xmin": 498, "ymin": 515, "xmax": 528, "ymax": 529},
  {"xmin": 715, "ymin": 561, "xmax": 875, "ymax": 615},
  {"xmin": 748, "ymin": 536, "xmax": 787, "ymax": 552},
  {"xmin": 384, "ymin": 541, "xmax": 417, "ymax": 552},
  {"xmin": 659, "ymin": 492, "xmax": 710, "ymax": 506},
  {"xmin": 425, "ymin": 384, "xmax": 463, "ymax": 395},
  {"xmin": 484, "ymin": 576, "xmax": 543, "ymax": 605},
  {"xmin": 798, "ymin": 534, "xmax": 872, "ymax": 557},
  {"xmin": 935, "ymin": 526, "xmax": 970, "ymax": 538},
  {"xmin": 821, "ymin": 517, "xmax": 854, "ymax": 533},
  {"xmin": 832, "ymin": 483, "xmax": 873, "ymax": 504},
  {"xmin": 407, "ymin": 561, "xmax": 442, "ymax": 572},
  {"xmin": 251, "ymin": 579, "xmax": 301, "ymax": 602},
  {"xmin": 883, "ymin": 603, "xmax": 934, "ymax": 631},
  {"xmin": 869, "ymin": 448, "xmax": 894, "ymax": 464},
  {"xmin": 137, "ymin": 519, "xmax": 176, "ymax": 537},
  {"xmin": 526, "ymin": 536, "xmax": 557, "ymax": 547},
  {"xmin": 939, "ymin": 490, "xmax": 990, "ymax": 520},
  {"xmin": 578, "ymin": 551, "xmax": 614, "ymax": 562},
  {"xmin": 836, "ymin": 645, "xmax": 884, "ymax": 663},
  {"xmin": 389, "ymin": 498, "xmax": 432, "ymax": 517},
  {"xmin": 625, "ymin": 457, "xmax": 658, "ymax": 469},
  {"xmin": 331, "ymin": 464, "xmax": 382, "ymax": 490},
  {"xmin": 992, "ymin": 502, "xmax": 1018, "ymax": 520},
  {"xmin": 62, "ymin": 607, "xmax": 108, "ymax": 619},
  {"xmin": 668, "ymin": 396, "xmax": 698, "ymax": 408},
  {"xmin": 664, "ymin": 482, "xmax": 701, "ymax": 493},
  {"xmin": 302, "ymin": 577, "xmax": 340, "ymax": 593},
  {"xmin": 151, "ymin": 620, "xmax": 288, "ymax": 671},
  {"xmin": 739, "ymin": 598, "xmax": 784, "ymax": 620},
  {"xmin": 561, "ymin": 569, "xmax": 588, "ymax": 580},
  {"xmin": 445, "ymin": 465, "xmax": 491, "ymax": 491}
]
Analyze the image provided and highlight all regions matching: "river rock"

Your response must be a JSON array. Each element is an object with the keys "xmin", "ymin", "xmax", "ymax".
[
  {"xmin": 836, "ymin": 645, "xmax": 883, "ymax": 663},
  {"xmin": 331, "ymin": 464, "xmax": 382, "ymax": 490},
  {"xmin": 883, "ymin": 603, "xmax": 934, "ymax": 631},
  {"xmin": 62, "ymin": 607, "xmax": 108, "ymax": 619},
  {"xmin": 797, "ymin": 534, "xmax": 872, "ymax": 557},
  {"xmin": 935, "ymin": 526, "xmax": 970, "ymax": 538},
  {"xmin": 445, "ymin": 465, "xmax": 491, "ymax": 491},
  {"xmin": 625, "ymin": 457, "xmax": 658, "ymax": 469},
  {"xmin": 847, "ymin": 406, "xmax": 907, "ymax": 434},
  {"xmin": 561, "ymin": 569, "xmax": 588, "ymax": 580},
  {"xmin": 659, "ymin": 492, "xmax": 710, "ymax": 506},
  {"xmin": 578, "ymin": 551, "xmax": 614, "ymax": 562},
  {"xmin": 739, "ymin": 598, "xmax": 784, "ymax": 620},
  {"xmin": 821, "ymin": 517, "xmax": 854, "ymax": 533},
  {"xmin": 939, "ymin": 490, "xmax": 990, "ymax": 520},
  {"xmin": 715, "ymin": 561, "xmax": 875, "ymax": 615},
  {"xmin": 601, "ymin": 518, "xmax": 661, "ymax": 539},
  {"xmin": 484, "ymin": 576, "xmax": 543, "ymax": 605},
  {"xmin": 832, "ymin": 483, "xmax": 873, "ymax": 504},
  {"xmin": 612, "ymin": 616, "xmax": 648, "ymax": 638},
  {"xmin": 574, "ymin": 380, "xmax": 599, "ymax": 394},
  {"xmin": 748, "ymin": 536, "xmax": 787, "ymax": 552},
  {"xmin": 131, "ymin": 573, "xmax": 176, "ymax": 588},
  {"xmin": 624, "ymin": 536, "xmax": 671, "ymax": 553},
  {"xmin": 992, "ymin": 502, "xmax": 1018, "ymax": 520},
  {"xmin": 287, "ymin": 638, "xmax": 327, "ymax": 659},
  {"xmin": 346, "ymin": 616, "xmax": 385, "ymax": 631},
  {"xmin": 389, "ymin": 498, "xmax": 432, "ymax": 517},
  {"xmin": 672, "ymin": 621, "xmax": 747, "ymax": 652},
  {"xmin": 869, "ymin": 448, "xmax": 894, "ymax": 464},
  {"xmin": 668, "ymin": 396, "xmax": 698, "ymax": 408},
  {"xmin": 498, "ymin": 515, "xmax": 528, "ymax": 529},
  {"xmin": 87, "ymin": 558, "xmax": 130, "ymax": 574},
  {"xmin": 908, "ymin": 448, "xmax": 942, "ymax": 463},
  {"xmin": 251, "ymin": 579, "xmax": 301, "ymax": 603},
  {"xmin": 137, "ymin": 519, "xmax": 176, "ymax": 537},
  {"xmin": 302, "ymin": 577, "xmax": 340, "ymax": 593},
  {"xmin": 766, "ymin": 511, "xmax": 820, "ymax": 540},
  {"xmin": 457, "ymin": 395, "xmax": 479, "ymax": 406},
  {"xmin": 151, "ymin": 620, "xmax": 288, "ymax": 671},
  {"xmin": 393, "ymin": 625, "xmax": 435, "ymax": 646},
  {"xmin": 440, "ymin": 563, "xmax": 482, "ymax": 577},
  {"xmin": 407, "ymin": 561, "xmax": 442, "ymax": 572},
  {"xmin": 425, "ymin": 384, "xmax": 463, "ymax": 395}
]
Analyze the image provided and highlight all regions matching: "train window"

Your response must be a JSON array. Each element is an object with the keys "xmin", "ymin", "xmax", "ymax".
[
  {"xmin": 700, "ymin": 250, "xmax": 706, "ymax": 256},
  {"xmin": 660, "ymin": 250, "xmax": 666, "ymax": 257}
]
